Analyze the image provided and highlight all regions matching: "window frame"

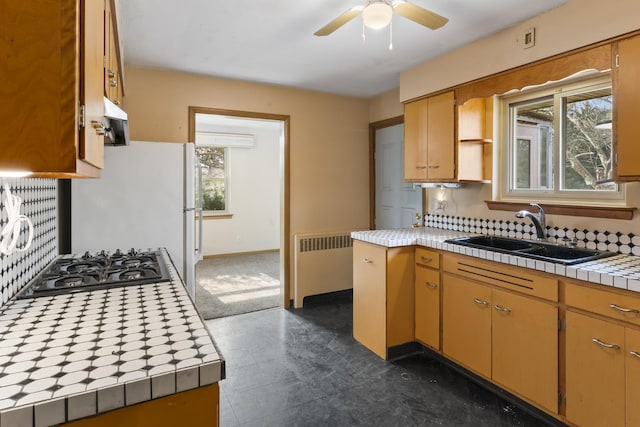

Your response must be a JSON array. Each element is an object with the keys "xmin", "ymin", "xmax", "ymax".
[{"xmin": 497, "ymin": 75, "xmax": 625, "ymax": 206}]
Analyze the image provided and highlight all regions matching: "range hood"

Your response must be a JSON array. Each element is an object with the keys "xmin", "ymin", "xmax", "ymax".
[{"xmin": 103, "ymin": 97, "xmax": 130, "ymax": 146}]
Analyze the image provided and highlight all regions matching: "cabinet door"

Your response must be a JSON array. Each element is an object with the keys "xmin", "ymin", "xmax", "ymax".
[
  {"xmin": 352, "ymin": 241, "xmax": 387, "ymax": 359},
  {"xmin": 565, "ymin": 311, "xmax": 625, "ymax": 427},
  {"xmin": 426, "ymin": 91, "xmax": 455, "ymax": 180},
  {"xmin": 81, "ymin": 0, "xmax": 106, "ymax": 169},
  {"xmin": 415, "ymin": 266, "xmax": 440, "ymax": 349},
  {"xmin": 404, "ymin": 98, "xmax": 429, "ymax": 180},
  {"xmin": 442, "ymin": 274, "xmax": 491, "ymax": 378},
  {"xmin": 491, "ymin": 289, "xmax": 558, "ymax": 413},
  {"xmin": 386, "ymin": 247, "xmax": 415, "ymax": 349},
  {"xmin": 613, "ymin": 35, "xmax": 640, "ymax": 180},
  {"xmin": 627, "ymin": 328, "xmax": 640, "ymax": 427}
]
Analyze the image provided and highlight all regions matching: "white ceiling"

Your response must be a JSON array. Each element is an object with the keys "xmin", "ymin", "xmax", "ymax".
[{"xmin": 120, "ymin": 0, "xmax": 567, "ymax": 99}]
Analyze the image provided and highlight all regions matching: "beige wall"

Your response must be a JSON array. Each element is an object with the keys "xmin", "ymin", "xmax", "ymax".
[
  {"xmin": 369, "ymin": 0, "xmax": 640, "ymax": 234},
  {"xmin": 124, "ymin": 67, "xmax": 371, "ymax": 297},
  {"xmin": 368, "ymin": 87, "xmax": 403, "ymax": 123},
  {"xmin": 400, "ymin": 0, "xmax": 640, "ymax": 101}
]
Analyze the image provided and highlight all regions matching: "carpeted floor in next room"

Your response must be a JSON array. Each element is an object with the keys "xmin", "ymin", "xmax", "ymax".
[{"xmin": 195, "ymin": 251, "xmax": 281, "ymax": 320}]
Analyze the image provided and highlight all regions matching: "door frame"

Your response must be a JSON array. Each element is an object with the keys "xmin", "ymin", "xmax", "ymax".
[
  {"xmin": 369, "ymin": 115, "xmax": 404, "ymax": 230},
  {"xmin": 188, "ymin": 106, "xmax": 291, "ymax": 308}
]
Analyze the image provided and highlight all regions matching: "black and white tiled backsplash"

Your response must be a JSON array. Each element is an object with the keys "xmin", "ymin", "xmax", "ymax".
[
  {"xmin": 0, "ymin": 178, "xmax": 58, "ymax": 308},
  {"xmin": 425, "ymin": 213, "xmax": 640, "ymax": 256}
]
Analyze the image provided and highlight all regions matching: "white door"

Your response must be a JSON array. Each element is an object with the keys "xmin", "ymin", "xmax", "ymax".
[{"xmin": 375, "ymin": 124, "xmax": 422, "ymax": 229}]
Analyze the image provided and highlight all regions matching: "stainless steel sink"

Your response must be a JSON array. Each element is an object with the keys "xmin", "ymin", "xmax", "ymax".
[{"xmin": 445, "ymin": 235, "xmax": 616, "ymax": 265}]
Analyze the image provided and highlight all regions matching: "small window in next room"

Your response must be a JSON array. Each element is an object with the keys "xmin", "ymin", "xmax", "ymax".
[
  {"xmin": 499, "ymin": 75, "xmax": 624, "ymax": 205},
  {"xmin": 195, "ymin": 146, "xmax": 228, "ymax": 213}
]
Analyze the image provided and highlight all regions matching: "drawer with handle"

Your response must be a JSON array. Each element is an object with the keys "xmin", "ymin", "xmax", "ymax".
[
  {"xmin": 416, "ymin": 247, "xmax": 439, "ymax": 269},
  {"xmin": 566, "ymin": 281, "xmax": 640, "ymax": 327}
]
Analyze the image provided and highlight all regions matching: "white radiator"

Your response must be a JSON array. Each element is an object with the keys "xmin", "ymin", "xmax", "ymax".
[{"xmin": 293, "ymin": 232, "xmax": 353, "ymax": 308}]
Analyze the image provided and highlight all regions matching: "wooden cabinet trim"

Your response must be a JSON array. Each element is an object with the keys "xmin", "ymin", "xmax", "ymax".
[
  {"xmin": 456, "ymin": 44, "xmax": 611, "ymax": 105},
  {"xmin": 485, "ymin": 200, "xmax": 635, "ymax": 220}
]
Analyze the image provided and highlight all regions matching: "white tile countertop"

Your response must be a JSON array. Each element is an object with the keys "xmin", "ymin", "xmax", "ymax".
[
  {"xmin": 352, "ymin": 228, "xmax": 640, "ymax": 293},
  {"xmin": 0, "ymin": 249, "xmax": 223, "ymax": 427}
]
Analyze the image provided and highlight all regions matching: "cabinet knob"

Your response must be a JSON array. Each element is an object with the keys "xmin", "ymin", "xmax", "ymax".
[
  {"xmin": 473, "ymin": 298, "xmax": 488, "ymax": 306},
  {"xmin": 361, "ymin": 258, "xmax": 372, "ymax": 264},
  {"xmin": 415, "ymin": 166, "xmax": 427, "ymax": 169},
  {"xmin": 631, "ymin": 351, "xmax": 640, "ymax": 359},
  {"xmin": 609, "ymin": 303, "xmax": 639, "ymax": 314},
  {"xmin": 420, "ymin": 256, "xmax": 432, "ymax": 263},
  {"xmin": 428, "ymin": 164, "xmax": 440, "ymax": 169},
  {"xmin": 591, "ymin": 337, "xmax": 620, "ymax": 350},
  {"xmin": 425, "ymin": 282, "xmax": 438, "ymax": 288},
  {"xmin": 493, "ymin": 304, "xmax": 511, "ymax": 314},
  {"xmin": 109, "ymin": 78, "xmax": 118, "ymax": 87}
]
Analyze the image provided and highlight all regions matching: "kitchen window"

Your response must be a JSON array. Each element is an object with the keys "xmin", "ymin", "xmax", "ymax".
[
  {"xmin": 499, "ymin": 76, "xmax": 624, "ymax": 205},
  {"xmin": 195, "ymin": 146, "xmax": 228, "ymax": 213}
]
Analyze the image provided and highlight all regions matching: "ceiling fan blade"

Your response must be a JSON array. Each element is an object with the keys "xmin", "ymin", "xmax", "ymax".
[
  {"xmin": 314, "ymin": 6, "xmax": 364, "ymax": 36},
  {"xmin": 393, "ymin": 1, "xmax": 448, "ymax": 30}
]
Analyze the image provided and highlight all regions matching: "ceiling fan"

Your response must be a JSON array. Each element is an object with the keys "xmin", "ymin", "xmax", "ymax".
[{"xmin": 314, "ymin": 0, "xmax": 448, "ymax": 37}]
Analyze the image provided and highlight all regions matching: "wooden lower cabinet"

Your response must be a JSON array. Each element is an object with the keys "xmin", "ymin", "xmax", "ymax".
[
  {"xmin": 565, "ymin": 311, "xmax": 625, "ymax": 427},
  {"xmin": 491, "ymin": 288, "xmax": 558, "ymax": 413},
  {"xmin": 442, "ymin": 273, "xmax": 558, "ymax": 413},
  {"xmin": 415, "ymin": 265, "xmax": 440, "ymax": 350},
  {"xmin": 627, "ymin": 328, "xmax": 640, "ymax": 427},
  {"xmin": 353, "ymin": 241, "xmax": 414, "ymax": 359},
  {"xmin": 442, "ymin": 274, "xmax": 492, "ymax": 378},
  {"xmin": 64, "ymin": 384, "xmax": 219, "ymax": 427}
]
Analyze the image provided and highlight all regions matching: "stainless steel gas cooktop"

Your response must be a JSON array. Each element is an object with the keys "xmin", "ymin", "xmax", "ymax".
[{"xmin": 17, "ymin": 249, "xmax": 171, "ymax": 299}]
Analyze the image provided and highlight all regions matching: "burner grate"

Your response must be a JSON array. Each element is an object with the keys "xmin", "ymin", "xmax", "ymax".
[{"xmin": 17, "ymin": 249, "xmax": 171, "ymax": 299}]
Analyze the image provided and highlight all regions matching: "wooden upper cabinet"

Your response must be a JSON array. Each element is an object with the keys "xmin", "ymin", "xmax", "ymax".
[
  {"xmin": 104, "ymin": 0, "xmax": 124, "ymax": 106},
  {"xmin": 613, "ymin": 34, "xmax": 640, "ymax": 181},
  {"xmin": 404, "ymin": 91, "xmax": 455, "ymax": 181},
  {"xmin": 0, "ymin": 0, "xmax": 106, "ymax": 177},
  {"xmin": 457, "ymin": 96, "xmax": 493, "ymax": 182}
]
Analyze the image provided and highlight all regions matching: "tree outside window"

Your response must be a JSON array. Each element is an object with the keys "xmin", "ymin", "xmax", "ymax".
[
  {"xmin": 503, "ymin": 77, "xmax": 620, "ymax": 203},
  {"xmin": 196, "ymin": 146, "xmax": 227, "ymax": 212}
]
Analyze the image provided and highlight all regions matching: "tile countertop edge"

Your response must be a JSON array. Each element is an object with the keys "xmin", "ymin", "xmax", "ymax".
[
  {"xmin": 0, "ymin": 248, "xmax": 224, "ymax": 427},
  {"xmin": 351, "ymin": 228, "xmax": 640, "ymax": 292}
]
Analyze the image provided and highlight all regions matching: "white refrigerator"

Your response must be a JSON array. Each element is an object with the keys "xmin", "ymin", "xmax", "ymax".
[{"xmin": 71, "ymin": 141, "xmax": 203, "ymax": 297}]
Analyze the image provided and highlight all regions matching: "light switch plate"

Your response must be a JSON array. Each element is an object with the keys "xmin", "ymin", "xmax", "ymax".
[{"xmin": 523, "ymin": 27, "xmax": 535, "ymax": 48}]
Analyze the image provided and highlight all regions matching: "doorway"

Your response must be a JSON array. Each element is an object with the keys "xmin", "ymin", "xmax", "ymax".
[
  {"xmin": 188, "ymin": 107, "xmax": 290, "ymax": 319},
  {"xmin": 370, "ymin": 117, "xmax": 423, "ymax": 230}
]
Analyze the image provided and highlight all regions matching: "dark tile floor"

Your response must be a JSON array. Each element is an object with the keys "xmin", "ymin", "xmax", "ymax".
[{"xmin": 205, "ymin": 292, "xmax": 558, "ymax": 427}]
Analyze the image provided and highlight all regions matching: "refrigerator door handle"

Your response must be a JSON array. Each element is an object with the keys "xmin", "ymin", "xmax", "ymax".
[
  {"xmin": 195, "ymin": 207, "xmax": 203, "ymax": 261},
  {"xmin": 194, "ymin": 156, "xmax": 203, "ymax": 262}
]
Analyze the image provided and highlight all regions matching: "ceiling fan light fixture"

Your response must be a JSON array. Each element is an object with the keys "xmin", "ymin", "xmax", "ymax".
[{"xmin": 363, "ymin": 1, "xmax": 393, "ymax": 30}]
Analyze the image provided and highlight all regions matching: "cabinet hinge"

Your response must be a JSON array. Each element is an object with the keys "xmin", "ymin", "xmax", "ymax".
[
  {"xmin": 615, "ymin": 53, "xmax": 620, "ymax": 68},
  {"xmin": 558, "ymin": 319, "xmax": 562, "ymax": 331},
  {"xmin": 79, "ymin": 105, "xmax": 86, "ymax": 129}
]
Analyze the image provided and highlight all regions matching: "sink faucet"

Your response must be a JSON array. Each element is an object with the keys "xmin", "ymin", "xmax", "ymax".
[{"xmin": 515, "ymin": 203, "xmax": 546, "ymax": 241}]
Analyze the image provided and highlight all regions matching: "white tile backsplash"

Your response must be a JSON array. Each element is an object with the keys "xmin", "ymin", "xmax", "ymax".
[{"xmin": 0, "ymin": 178, "xmax": 57, "ymax": 307}]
